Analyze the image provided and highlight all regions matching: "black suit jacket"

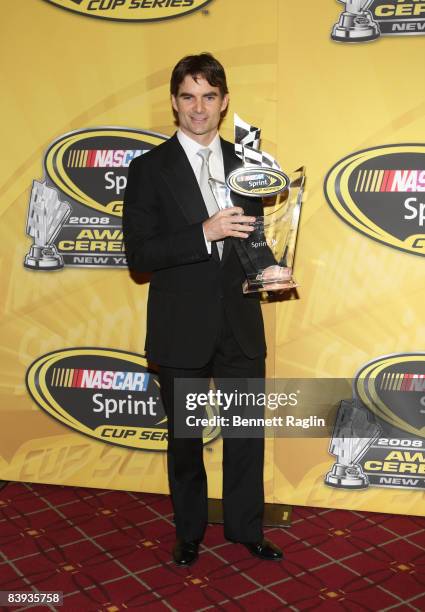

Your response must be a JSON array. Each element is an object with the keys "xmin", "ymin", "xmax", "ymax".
[{"xmin": 122, "ymin": 133, "xmax": 267, "ymax": 368}]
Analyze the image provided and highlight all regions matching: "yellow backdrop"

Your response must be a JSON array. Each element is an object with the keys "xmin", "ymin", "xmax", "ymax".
[{"xmin": 1, "ymin": 0, "xmax": 424, "ymax": 516}]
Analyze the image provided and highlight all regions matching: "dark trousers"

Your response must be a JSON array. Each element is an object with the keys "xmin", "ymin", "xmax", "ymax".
[{"xmin": 158, "ymin": 306, "xmax": 265, "ymax": 543}]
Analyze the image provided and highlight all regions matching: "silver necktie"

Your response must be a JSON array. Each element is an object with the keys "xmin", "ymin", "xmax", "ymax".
[{"xmin": 197, "ymin": 148, "xmax": 223, "ymax": 259}]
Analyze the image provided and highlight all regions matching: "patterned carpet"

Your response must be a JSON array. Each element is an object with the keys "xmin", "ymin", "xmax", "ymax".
[{"xmin": 0, "ymin": 482, "xmax": 424, "ymax": 611}]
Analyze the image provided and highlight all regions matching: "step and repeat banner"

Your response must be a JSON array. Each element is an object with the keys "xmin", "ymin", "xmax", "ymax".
[{"xmin": 1, "ymin": 0, "xmax": 424, "ymax": 517}]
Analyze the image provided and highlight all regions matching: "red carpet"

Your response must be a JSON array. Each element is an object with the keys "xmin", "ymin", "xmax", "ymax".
[{"xmin": 0, "ymin": 482, "xmax": 424, "ymax": 611}]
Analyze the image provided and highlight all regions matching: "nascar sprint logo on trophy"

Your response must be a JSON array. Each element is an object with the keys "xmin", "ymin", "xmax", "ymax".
[
  {"xmin": 325, "ymin": 353, "xmax": 425, "ymax": 491},
  {"xmin": 24, "ymin": 127, "xmax": 167, "ymax": 270},
  {"xmin": 331, "ymin": 1, "xmax": 425, "ymax": 42},
  {"xmin": 324, "ymin": 144, "xmax": 425, "ymax": 257},
  {"xmin": 42, "ymin": 0, "xmax": 213, "ymax": 22},
  {"xmin": 209, "ymin": 114, "xmax": 306, "ymax": 294},
  {"xmin": 26, "ymin": 348, "xmax": 221, "ymax": 451}
]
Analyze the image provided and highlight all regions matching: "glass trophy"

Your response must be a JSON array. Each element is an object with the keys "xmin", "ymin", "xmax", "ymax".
[{"xmin": 209, "ymin": 114, "xmax": 306, "ymax": 294}]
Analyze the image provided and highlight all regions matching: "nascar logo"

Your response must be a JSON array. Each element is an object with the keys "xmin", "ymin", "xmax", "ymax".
[
  {"xmin": 354, "ymin": 170, "xmax": 425, "ymax": 193},
  {"xmin": 44, "ymin": 128, "xmax": 167, "ymax": 217},
  {"xmin": 324, "ymin": 144, "xmax": 425, "ymax": 256},
  {"xmin": 26, "ymin": 348, "xmax": 167, "ymax": 450},
  {"xmin": 66, "ymin": 149, "xmax": 148, "ymax": 168},
  {"xmin": 227, "ymin": 167, "xmax": 289, "ymax": 197},
  {"xmin": 26, "ymin": 348, "xmax": 220, "ymax": 450},
  {"xmin": 380, "ymin": 372, "xmax": 425, "ymax": 392},
  {"xmin": 354, "ymin": 353, "xmax": 425, "ymax": 436},
  {"xmin": 50, "ymin": 368, "xmax": 150, "ymax": 391}
]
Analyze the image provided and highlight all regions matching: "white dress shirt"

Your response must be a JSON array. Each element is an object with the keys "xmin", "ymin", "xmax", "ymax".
[{"xmin": 177, "ymin": 129, "xmax": 225, "ymax": 253}]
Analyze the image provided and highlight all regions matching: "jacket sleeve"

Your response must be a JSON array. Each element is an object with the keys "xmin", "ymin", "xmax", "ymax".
[{"xmin": 122, "ymin": 157, "xmax": 210, "ymax": 273}]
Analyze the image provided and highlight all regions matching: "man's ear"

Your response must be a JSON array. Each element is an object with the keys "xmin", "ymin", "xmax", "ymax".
[
  {"xmin": 221, "ymin": 94, "xmax": 229, "ymax": 113},
  {"xmin": 171, "ymin": 95, "xmax": 178, "ymax": 113}
]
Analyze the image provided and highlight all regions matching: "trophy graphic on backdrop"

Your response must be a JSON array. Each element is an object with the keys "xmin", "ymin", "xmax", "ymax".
[
  {"xmin": 325, "ymin": 399, "xmax": 381, "ymax": 489},
  {"xmin": 209, "ymin": 114, "xmax": 306, "ymax": 294},
  {"xmin": 331, "ymin": 0, "xmax": 380, "ymax": 42},
  {"xmin": 24, "ymin": 181, "xmax": 71, "ymax": 270}
]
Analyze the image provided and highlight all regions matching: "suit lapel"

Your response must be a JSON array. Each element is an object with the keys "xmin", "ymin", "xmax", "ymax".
[
  {"xmin": 220, "ymin": 138, "xmax": 243, "ymax": 264},
  {"xmin": 160, "ymin": 134, "xmax": 210, "ymax": 224},
  {"xmin": 159, "ymin": 134, "xmax": 244, "ymax": 265}
]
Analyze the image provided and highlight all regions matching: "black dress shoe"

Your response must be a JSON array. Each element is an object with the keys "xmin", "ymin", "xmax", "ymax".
[
  {"xmin": 172, "ymin": 539, "xmax": 200, "ymax": 566},
  {"xmin": 242, "ymin": 538, "xmax": 283, "ymax": 561}
]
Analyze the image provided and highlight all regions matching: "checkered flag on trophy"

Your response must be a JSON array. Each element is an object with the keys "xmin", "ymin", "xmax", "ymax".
[
  {"xmin": 234, "ymin": 114, "xmax": 281, "ymax": 170},
  {"xmin": 325, "ymin": 399, "xmax": 381, "ymax": 489},
  {"xmin": 24, "ymin": 180, "xmax": 71, "ymax": 271}
]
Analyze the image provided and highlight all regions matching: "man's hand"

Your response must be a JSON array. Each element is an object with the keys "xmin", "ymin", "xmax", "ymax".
[{"xmin": 203, "ymin": 207, "xmax": 255, "ymax": 242}]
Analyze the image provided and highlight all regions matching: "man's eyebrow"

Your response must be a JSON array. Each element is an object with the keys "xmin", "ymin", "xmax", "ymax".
[{"xmin": 178, "ymin": 91, "xmax": 218, "ymax": 97}]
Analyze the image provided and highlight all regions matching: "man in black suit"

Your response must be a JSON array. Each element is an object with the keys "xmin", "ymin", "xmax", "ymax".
[{"xmin": 123, "ymin": 53, "xmax": 283, "ymax": 566}]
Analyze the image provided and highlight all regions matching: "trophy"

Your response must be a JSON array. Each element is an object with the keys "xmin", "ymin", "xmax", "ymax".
[
  {"xmin": 331, "ymin": 0, "xmax": 380, "ymax": 42},
  {"xmin": 209, "ymin": 115, "xmax": 306, "ymax": 294},
  {"xmin": 24, "ymin": 180, "xmax": 71, "ymax": 271},
  {"xmin": 325, "ymin": 399, "xmax": 381, "ymax": 489}
]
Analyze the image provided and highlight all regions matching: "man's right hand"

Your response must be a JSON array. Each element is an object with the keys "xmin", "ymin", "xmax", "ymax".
[{"xmin": 203, "ymin": 207, "xmax": 256, "ymax": 242}]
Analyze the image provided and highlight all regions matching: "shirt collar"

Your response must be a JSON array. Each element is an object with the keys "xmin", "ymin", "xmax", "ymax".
[{"xmin": 177, "ymin": 129, "xmax": 221, "ymax": 159}]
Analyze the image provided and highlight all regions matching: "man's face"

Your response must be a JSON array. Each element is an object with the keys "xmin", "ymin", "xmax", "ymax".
[{"xmin": 171, "ymin": 74, "xmax": 229, "ymax": 144}]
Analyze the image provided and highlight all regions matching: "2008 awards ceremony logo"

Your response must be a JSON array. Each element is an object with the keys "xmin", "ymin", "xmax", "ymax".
[
  {"xmin": 325, "ymin": 354, "xmax": 425, "ymax": 491},
  {"xmin": 42, "ymin": 0, "xmax": 213, "ymax": 21},
  {"xmin": 24, "ymin": 128, "xmax": 167, "ymax": 270},
  {"xmin": 26, "ymin": 348, "xmax": 221, "ymax": 451},
  {"xmin": 331, "ymin": 0, "xmax": 425, "ymax": 42},
  {"xmin": 324, "ymin": 144, "xmax": 425, "ymax": 257}
]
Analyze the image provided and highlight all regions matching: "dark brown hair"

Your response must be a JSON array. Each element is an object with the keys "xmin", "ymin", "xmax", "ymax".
[{"xmin": 170, "ymin": 53, "xmax": 228, "ymax": 98}]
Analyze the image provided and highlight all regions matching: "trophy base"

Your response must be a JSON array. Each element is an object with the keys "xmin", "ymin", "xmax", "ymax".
[
  {"xmin": 243, "ymin": 276, "xmax": 298, "ymax": 294},
  {"xmin": 24, "ymin": 245, "xmax": 64, "ymax": 271},
  {"xmin": 331, "ymin": 28, "xmax": 380, "ymax": 43},
  {"xmin": 331, "ymin": 13, "xmax": 380, "ymax": 42},
  {"xmin": 325, "ymin": 463, "xmax": 369, "ymax": 489}
]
